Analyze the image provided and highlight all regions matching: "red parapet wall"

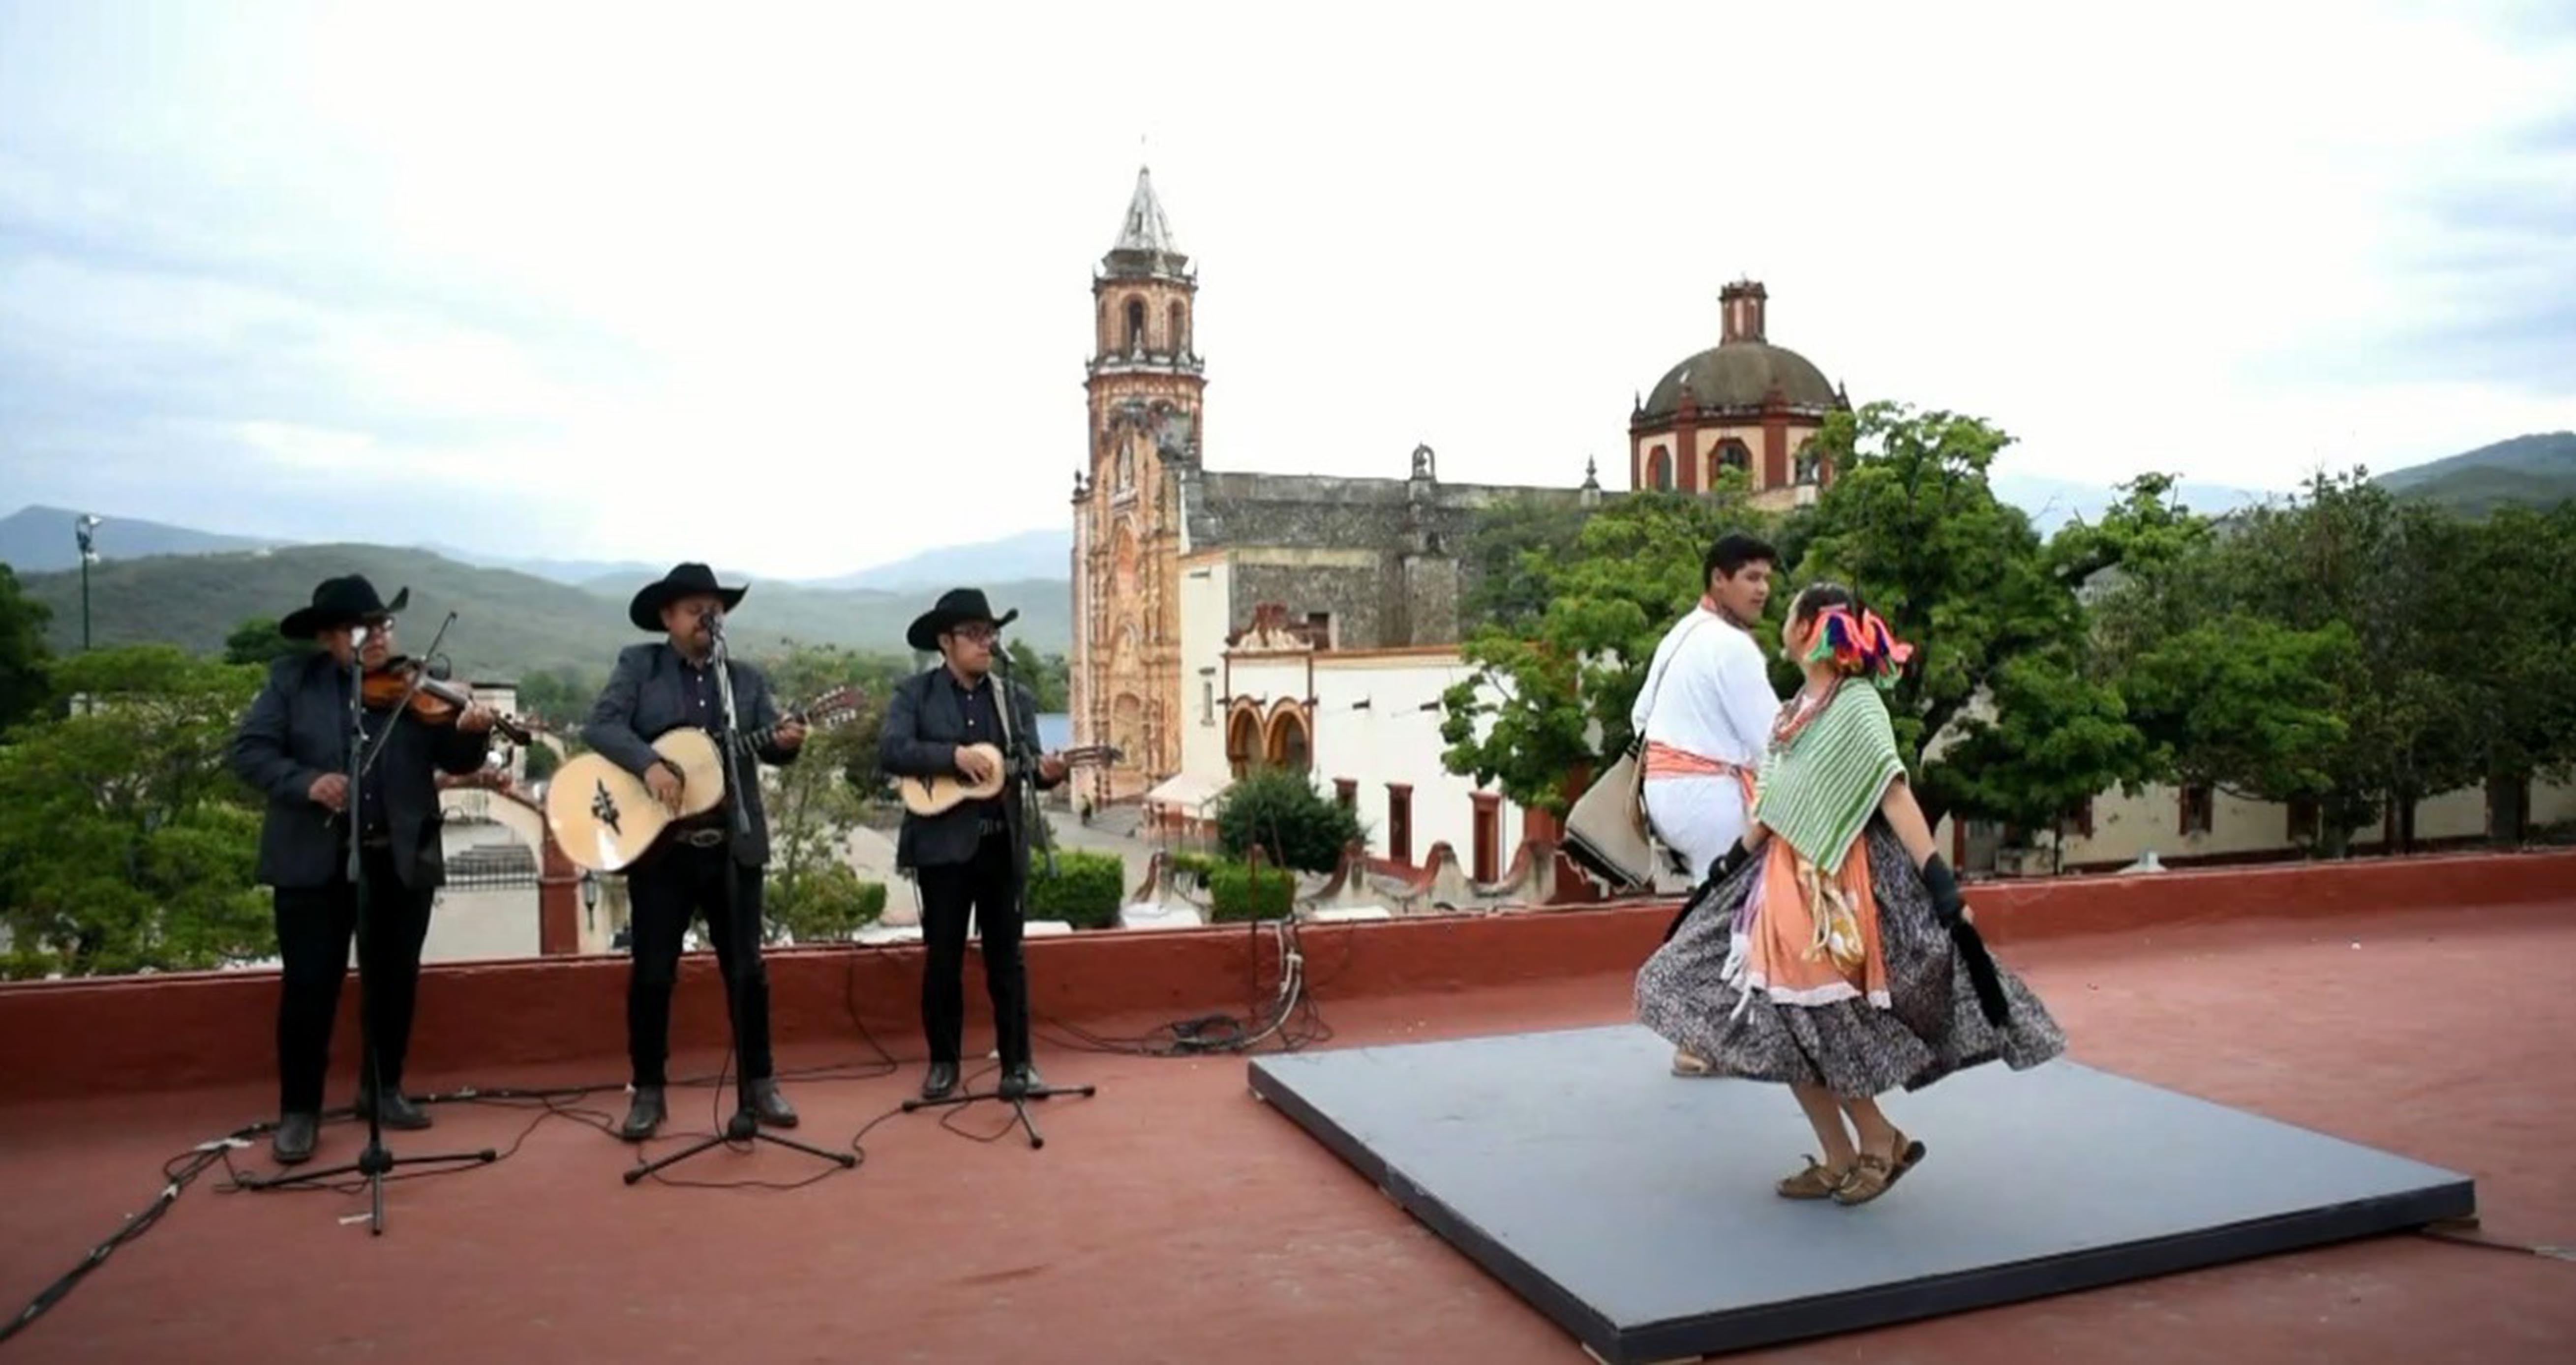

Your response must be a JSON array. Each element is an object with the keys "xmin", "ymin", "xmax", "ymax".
[{"xmin": 1, "ymin": 849, "xmax": 2570, "ymax": 1105}]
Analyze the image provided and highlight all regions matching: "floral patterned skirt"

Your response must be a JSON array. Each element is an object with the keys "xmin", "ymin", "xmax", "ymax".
[{"xmin": 1636, "ymin": 820, "xmax": 2066, "ymax": 1098}]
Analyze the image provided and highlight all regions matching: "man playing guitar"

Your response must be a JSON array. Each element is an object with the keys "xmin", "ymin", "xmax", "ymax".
[
  {"xmin": 879, "ymin": 588, "xmax": 1067, "ymax": 1101},
  {"xmin": 581, "ymin": 563, "xmax": 805, "ymax": 1141}
]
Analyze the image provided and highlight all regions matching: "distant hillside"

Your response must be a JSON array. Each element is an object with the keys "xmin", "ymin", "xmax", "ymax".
[
  {"xmin": 20, "ymin": 544, "xmax": 1071, "ymax": 679},
  {"xmin": 1989, "ymin": 473, "xmax": 2273, "ymax": 535},
  {"xmin": 806, "ymin": 527, "xmax": 1073, "ymax": 591},
  {"xmin": 2377, "ymin": 432, "xmax": 2576, "ymax": 514},
  {"xmin": 0, "ymin": 504, "xmax": 285, "ymax": 572},
  {"xmin": 411, "ymin": 544, "xmax": 667, "ymax": 588}
]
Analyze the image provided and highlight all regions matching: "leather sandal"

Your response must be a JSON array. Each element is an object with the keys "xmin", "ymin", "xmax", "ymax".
[
  {"xmin": 1776, "ymin": 1156, "xmax": 1849, "ymax": 1199},
  {"xmin": 1834, "ymin": 1131, "xmax": 1926, "ymax": 1206}
]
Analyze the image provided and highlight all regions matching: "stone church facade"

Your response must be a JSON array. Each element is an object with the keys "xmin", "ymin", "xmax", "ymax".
[{"xmin": 1069, "ymin": 169, "xmax": 1843, "ymax": 811}]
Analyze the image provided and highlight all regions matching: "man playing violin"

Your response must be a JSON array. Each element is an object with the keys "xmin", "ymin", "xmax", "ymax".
[
  {"xmin": 879, "ymin": 588, "xmax": 1067, "ymax": 1101},
  {"xmin": 582, "ymin": 563, "xmax": 806, "ymax": 1141},
  {"xmin": 229, "ymin": 575, "xmax": 499, "ymax": 1166}
]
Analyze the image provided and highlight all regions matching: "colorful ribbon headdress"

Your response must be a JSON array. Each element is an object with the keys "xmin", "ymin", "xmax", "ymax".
[{"xmin": 1804, "ymin": 605, "xmax": 1913, "ymax": 689}]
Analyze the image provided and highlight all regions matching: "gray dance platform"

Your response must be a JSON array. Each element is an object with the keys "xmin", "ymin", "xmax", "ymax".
[{"xmin": 1247, "ymin": 1025, "xmax": 2472, "ymax": 1363}]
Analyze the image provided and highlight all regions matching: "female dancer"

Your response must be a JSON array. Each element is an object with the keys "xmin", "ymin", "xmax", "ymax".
[{"xmin": 1636, "ymin": 583, "xmax": 2065, "ymax": 1205}]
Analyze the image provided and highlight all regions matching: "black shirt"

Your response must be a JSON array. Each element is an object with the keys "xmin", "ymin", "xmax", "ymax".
[
  {"xmin": 334, "ymin": 671, "xmax": 395, "ymax": 838},
  {"xmin": 947, "ymin": 669, "xmax": 1008, "ymax": 817}
]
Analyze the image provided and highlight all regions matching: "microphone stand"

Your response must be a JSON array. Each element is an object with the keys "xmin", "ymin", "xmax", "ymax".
[
  {"xmin": 901, "ymin": 624, "xmax": 1094, "ymax": 1149},
  {"xmin": 628, "ymin": 608, "xmax": 856, "ymax": 1183},
  {"xmin": 244, "ymin": 617, "xmax": 497, "ymax": 1231}
]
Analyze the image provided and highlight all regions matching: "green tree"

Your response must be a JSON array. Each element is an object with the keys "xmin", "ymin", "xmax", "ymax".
[
  {"xmin": 519, "ymin": 741, "xmax": 562, "ymax": 784},
  {"xmin": 0, "ymin": 563, "xmax": 53, "ymax": 733},
  {"xmin": 2427, "ymin": 500, "xmax": 2576, "ymax": 842},
  {"xmin": 1440, "ymin": 489, "xmax": 1768, "ymax": 815},
  {"xmin": 1005, "ymin": 640, "xmax": 1070, "ymax": 712},
  {"xmin": 2206, "ymin": 472, "xmax": 2476, "ymax": 852},
  {"xmin": 2068, "ymin": 474, "xmax": 2356, "ymax": 841},
  {"xmin": 1934, "ymin": 654, "xmax": 2153, "ymax": 866},
  {"xmin": 1781, "ymin": 402, "xmax": 2150, "ymax": 829},
  {"xmin": 0, "ymin": 645, "xmax": 269, "ymax": 977},
  {"xmin": 1458, "ymin": 490, "xmax": 1595, "ymax": 630},
  {"xmin": 1213, "ymin": 765, "xmax": 1364, "ymax": 873},
  {"xmin": 221, "ymin": 615, "xmax": 314, "ymax": 668},
  {"xmin": 514, "ymin": 665, "xmax": 599, "ymax": 733},
  {"xmin": 756, "ymin": 643, "xmax": 889, "ymax": 943}
]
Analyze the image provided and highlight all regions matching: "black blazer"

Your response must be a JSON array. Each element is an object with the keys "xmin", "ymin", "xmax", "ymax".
[
  {"xmin": 879, "ymin": 665, "xmax": 1061, "ymax": 871},
  {"xmin": 580, "ymin": 642, "xmax": 796, "ymax": 868},
  {"xmin": 229, "ymin": 653, "xmax": 492, "ymax": 892}
]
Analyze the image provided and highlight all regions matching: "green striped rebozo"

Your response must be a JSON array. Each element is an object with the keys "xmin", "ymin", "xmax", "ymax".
[{"xmin": 1752, "ymin": 681, "xmax": 1908, "ymax": 872}]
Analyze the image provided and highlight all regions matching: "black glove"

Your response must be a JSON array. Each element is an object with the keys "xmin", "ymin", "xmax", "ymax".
[
  {"xmin": 1704, "ymin": 840, "xmax": 1754, "ymax": 888},
  {"xmin": 1918, "ymin": 853, "xmax": 1967, "ymax": 927},
  {"xmin": 1917, "ymin": 854, "xmax": 2009, "ymax": 1026},
  {"xmin": 1660, "ymin": 840, "xmax": 1753, "ymax": 945}
]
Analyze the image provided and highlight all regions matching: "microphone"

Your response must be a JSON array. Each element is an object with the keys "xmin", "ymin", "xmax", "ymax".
[
  {"xmin": 348, "ymin": 623, "xmax": 371, "ymax": 652},
  {"xmin": 703, "ymin": 605, "xmax": 726, "ymax": 640}
]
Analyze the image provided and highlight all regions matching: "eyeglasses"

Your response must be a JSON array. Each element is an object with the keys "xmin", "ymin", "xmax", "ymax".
[{"xmin": 950, "ymin": 626, "xmax": 997, "ymax": 644}]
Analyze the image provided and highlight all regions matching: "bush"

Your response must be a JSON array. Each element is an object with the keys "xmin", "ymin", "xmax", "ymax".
[
  {"xmin": 1026, "ymin": 849, "xmax": 1125, "ymax": 929},
  {"xmin": 765, "ymin": 865, "xmax": 887, "ymax": 944},
  {"xmin": 1208, "ymin": 861, "xmax": 1297, "ymax": 922},
  {"xmin": 1214, "ymin": 766, "xmax": 1364, "ymax": 873}
]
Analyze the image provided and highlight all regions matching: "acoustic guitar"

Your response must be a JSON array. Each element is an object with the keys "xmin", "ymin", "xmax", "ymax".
[
  {"xmin": 546, "ymin": 685, "xmax": 863, "ymax": 874},
  {"xmin": 897, "ymin": 743, "xmax": 1123, "ymax": 818}
]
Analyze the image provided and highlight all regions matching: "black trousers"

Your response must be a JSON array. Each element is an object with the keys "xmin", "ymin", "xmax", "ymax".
[
  {"xmin": 272, "ymin": 846, "xmax": 434, "ymax": 1115},
  {"xmin": 624, "ymin": 839, "xmax": 774, "ymax": 1087},
  {"xmin": 916, "ymin": 826, "xmax": 1031, "ymax": 1070}
]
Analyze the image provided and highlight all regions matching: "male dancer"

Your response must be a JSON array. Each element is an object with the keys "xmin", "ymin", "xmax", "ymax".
[{"xmin": 1632, "ymin": 533, "xmax": 1783, "ymax": 1074}]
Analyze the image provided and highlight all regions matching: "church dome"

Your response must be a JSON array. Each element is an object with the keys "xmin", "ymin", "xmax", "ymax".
[{"xmin": 1637, "ymin": 280, "xmax": 1841, "ymax": 422}]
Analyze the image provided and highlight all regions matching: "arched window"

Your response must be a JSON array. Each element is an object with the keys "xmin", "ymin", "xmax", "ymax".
[
  {"xmin": 1168, "ymin": 300, "xmax": 1187, "ymax": 355},
  {"xmin": 1647, "ymin": 448, "xmax": 1673, "ymax": 491},
  {"xmin": 1125, "ymin": 298, "xmax": 1146, "ymax": 353}
]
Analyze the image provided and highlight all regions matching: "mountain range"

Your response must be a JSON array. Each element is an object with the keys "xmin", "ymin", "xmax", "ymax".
[
  {"xmin": 7, "ymin": 431, "xmax": 2565, "ymax": 676},
  {"xmin": 13, "ymin": 542, "xmax": 1069, "ymax": 679},
  {"xmin": 2374, "ymin": 432, "xmax": 2576, "ymax": 516}
]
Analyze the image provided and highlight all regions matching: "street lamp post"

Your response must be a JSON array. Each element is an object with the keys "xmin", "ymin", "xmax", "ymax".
[
  {"xmin": 73, "ymin": 515, "xmax": 103, "ymax": 650},
  {"xmin": 580, "ymin": 871, "xmax": 599, "ymax": 935}
]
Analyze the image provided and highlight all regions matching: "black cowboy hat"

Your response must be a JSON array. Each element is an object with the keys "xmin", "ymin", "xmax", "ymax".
[
  {"xmin": 279, "ymin": 575, "xmax": 409, "ymax": 639},
  {"xmin": 629, "ymin": 562, "xmax": 747, "ymax": 632},
  {"xmin": 906, "ymin": 587, "xmax": 1017, "ymax": 653}
]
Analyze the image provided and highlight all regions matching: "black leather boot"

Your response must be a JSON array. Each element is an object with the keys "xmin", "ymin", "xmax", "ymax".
[
  {"xmin": 355, "ymin": 1088, "xmax": 433, "ymax": 1130},
  {"xmin": 747, "ymin": 1078, "xmax": 798, "ymax": 1128},
  {"xmin": 920, "ymin": 1062, "xmax": 959, "ymax": 1100},
  {"xmin": 272, "ymin": 1112, "xmax": 318, "ymax": 1165},
  {"xmin": 619, "ymin": 1085, "xmax": 666, "ymax": 1142}
]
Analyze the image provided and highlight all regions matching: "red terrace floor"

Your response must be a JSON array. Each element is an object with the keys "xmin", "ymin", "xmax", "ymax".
[{"xmin": 4, "ymin": 897, "xmax": 2576, "ymax": 1362}]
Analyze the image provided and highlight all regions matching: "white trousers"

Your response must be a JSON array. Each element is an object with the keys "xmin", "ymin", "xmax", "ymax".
[{"xmin": 1642, "ymin": 775, "xmax": 1752, "ymax": 891}]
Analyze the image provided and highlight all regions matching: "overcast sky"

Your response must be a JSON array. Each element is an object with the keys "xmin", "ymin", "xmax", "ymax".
[{"xmin": 3, "ymin": 0, "xmax": 2571, "ymax": 578}]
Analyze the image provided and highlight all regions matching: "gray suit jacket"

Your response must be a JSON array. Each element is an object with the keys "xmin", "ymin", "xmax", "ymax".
[
  {"xmin": 229, "ymin": 653, "xmax": 492, "ymax": 891},
  {"xmin": 879, "ymin": 665, "xmax": 1061, "ymax": 871},
  {"xmin": 580, "ymin": 642, "xmax": 797, "ymax": 867}
]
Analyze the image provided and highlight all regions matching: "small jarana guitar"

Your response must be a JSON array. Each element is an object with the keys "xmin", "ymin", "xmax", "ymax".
[{"xmin": 897, "ymin": 743, "xmax": 1123, "ymax": 818}]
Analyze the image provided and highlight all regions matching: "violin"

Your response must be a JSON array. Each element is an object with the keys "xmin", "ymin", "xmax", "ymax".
[{"xmin": 362, "ymin": 655, "xmax": 534, "ymax": 744}]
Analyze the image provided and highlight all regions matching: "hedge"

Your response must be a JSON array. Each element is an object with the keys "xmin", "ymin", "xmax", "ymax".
[
  {"xmin": 1208, "ymin": 861, "xmax": 1297, "ymax": 922},
  {"xmin": 1026, "ymin": 849, "xmax": 1125, "ymax": 929}
]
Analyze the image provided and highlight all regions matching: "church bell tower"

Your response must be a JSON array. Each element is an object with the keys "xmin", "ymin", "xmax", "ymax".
[{"xmin": 1071, "ymin": 168, "xmax": 1205, "ymax": 805}]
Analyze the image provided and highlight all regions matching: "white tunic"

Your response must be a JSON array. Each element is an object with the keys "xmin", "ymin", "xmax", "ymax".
[{"xmin": 1631, "ymin": 606, "xmax": 1783, "ymax": 883}]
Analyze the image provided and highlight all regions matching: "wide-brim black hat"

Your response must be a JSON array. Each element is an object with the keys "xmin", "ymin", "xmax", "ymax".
[
  {"xmin": 907, "ymin": 587, "xmax": 1016, "ymax": 652},
  {"xmin": 629, "ymin": 562, "xmax": 748, "ymax": 632},
  {"xmin": 279, "ymin": 575, "xmax": 409, "ymax": 639}
]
